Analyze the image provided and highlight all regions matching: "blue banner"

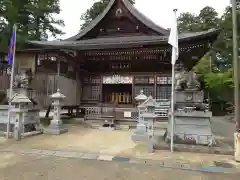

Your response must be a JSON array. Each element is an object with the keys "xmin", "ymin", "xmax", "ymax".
[{"xmin": 7, "ymin": 25, "xmax": 16, "ymax": 65}]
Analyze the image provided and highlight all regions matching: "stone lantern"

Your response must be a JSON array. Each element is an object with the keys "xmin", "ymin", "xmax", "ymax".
[
  {"xmin": 135, "ymin": 89, "xmax": 147, "ymax": 124},
  {"xmin": 44, "ymin": 89, "xmax": 68, "ymax": 135},
  {"xmin": 10, "ymin": 93, "xmax": 32, "ymax": 140},
  {"xmin": 132, "ymin": 95, "xmax": 157, "ymax": 153},
  {"xmin": 131, "ymin": 91, "xmax": 150, "ymax": 142},
  {"xmin": 141, "ymin": 96, "xmax": 157, "ymax": 136},
  {"xmin": 143, "ymin": 95, "xmax": 156, "ymax": 114},
  {"xmin": 135, "ymin": 89, "xmax": 147, "ymax": 105}
]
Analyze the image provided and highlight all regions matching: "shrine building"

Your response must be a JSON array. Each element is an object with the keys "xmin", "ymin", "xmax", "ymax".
[{"xmin": 0, "ymin": 0, "xmax": 219, "ymax": 109}]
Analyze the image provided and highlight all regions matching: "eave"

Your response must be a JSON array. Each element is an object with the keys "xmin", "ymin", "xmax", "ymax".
[{"xmin": 27, "ymin": 29, "xmax": 220, "ymax": 51}]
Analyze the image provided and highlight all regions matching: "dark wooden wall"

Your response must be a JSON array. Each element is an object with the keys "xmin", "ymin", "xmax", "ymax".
[{"xmin": 80, "ymin": 72, "xmax": 172, "ymax": 106}]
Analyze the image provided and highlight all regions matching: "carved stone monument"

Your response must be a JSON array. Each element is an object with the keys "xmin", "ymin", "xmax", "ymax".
[
  {"xmin": 44, "ymin": 89, "xmax": 68, "ymax": 135},
  {"xmin": 165, "ymin": 71, "xmax": 215, "ymax": 145}
]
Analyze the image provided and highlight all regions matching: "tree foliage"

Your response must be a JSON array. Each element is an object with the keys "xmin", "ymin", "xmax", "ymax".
[
  {"xmin": 80, "ymin": 0, "xmax": 135, "ymax": 30},
  {"xmin": 178, "ymin": 6, "xmax": 219, "ymax": 33},
  {"xmin": 178, "ymin": 5, "xmax": 240, "ymax": 106},
  {"xmin": 0, "ymin": 0, "xmax": 64, "ymax": 51}
]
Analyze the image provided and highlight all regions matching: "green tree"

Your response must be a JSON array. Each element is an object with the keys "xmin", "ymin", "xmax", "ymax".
[
  {"xmin": 26, "ymin": 0, "xmax": 65, "ymax": 40},
  {"xmin": 177, "ymin": 6, "xmax": 234, "ymax": 111},
  {"xmin": 0, "ymin": 0, "xmax": 26, "ymax": 50},
  {"xmin": 178, "ymin": 6, "xmax": 219, "ymax": 32},
  {"xmin": 198, "ymin": 6, "xmax": 219, "ymax": 30},
  {"xmin": 0, "ymin": 0, "xmax": 64, "ymax": 51},
  {"xmin": 80, "ymin": 0, "xmax": 135, "ymax": 30},
  {"xmin": 177, "ymin": 12, "xmax": 200, "ymax": 33}
]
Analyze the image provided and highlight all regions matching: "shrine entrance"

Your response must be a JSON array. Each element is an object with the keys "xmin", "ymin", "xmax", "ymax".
[{"xmin": 102, "ymin": 75, "xmax": 133, "ymax": 105}]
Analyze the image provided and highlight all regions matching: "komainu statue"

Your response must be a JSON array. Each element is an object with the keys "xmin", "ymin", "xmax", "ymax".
[
  {"xmin": 175, "ymin": 70, "xmax": 201, "ymax": 91},
  {"xmin": 13, "ymin": 69, "xmax": 33, "ymax": 89}
]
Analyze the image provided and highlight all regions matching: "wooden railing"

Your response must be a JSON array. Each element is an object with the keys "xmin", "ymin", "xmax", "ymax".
[
  {"xmin": 84, "ymin": 106, "xmax": 138, "ymax": 122},
  {"xmin": 155, "ymin": 99, "xmax": 171, "ymax": 119},
  {"xmin": 84, "ymin": 99, "xmax": 170, "ymax": 122}
]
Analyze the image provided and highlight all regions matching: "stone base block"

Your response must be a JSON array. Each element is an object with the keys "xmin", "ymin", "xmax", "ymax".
[
  {"xmin": 135, "ymin": 123, "xmax": 146, "ymax": 132},
  {"xmin": 99, "ymin": 127, "xmax": 115, "ymax": 131},
  {"xmin": 44, "ymin": 124, "xmax": 68, "ymax": 135},
  {"xmin": 147, "ymin": 141, "xmax": 154, "ymax": 153},
  {"xmin": 131, "ymin": 132, "xmax": 149, "ymax": 141},
  {"xmin": 234, "ymin": 132, "xmax": 240, "ymax": 162},
  {"xmin": 166, "ymin": 114, "xmax": 215, "ymax": 145}
]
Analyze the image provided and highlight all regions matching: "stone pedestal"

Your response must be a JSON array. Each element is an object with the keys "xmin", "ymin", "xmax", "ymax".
[
  {"xmin": 234, "ymin": 132, "xmax": 240, "ymax": 162},
  {"xmin": 8, "ymin": 88, "xmax": 28, "ymax": 98},
  {"xmin": 44, "ymin": 89, "xmax": 68, "ymax": 135},
  {"xmin": 132, "ymin": 123, "xmax": 148, "ymax": 141},
  {"xmin": 44, "ymin": 119, "xmax": 68, "ymax": 135},
  {"xmin": 147, "ymin": 140, "xmax": 154, "ymax": 153},
  {"xmin": 12, "ymin": 110, "xmax": 24, "ymax": 141},
  {"xmin": 166, "ymin": 110, "xmax": 215, "ymax": 145}
]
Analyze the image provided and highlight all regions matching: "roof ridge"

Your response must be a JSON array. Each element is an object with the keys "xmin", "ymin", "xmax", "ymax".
[
  {"xmin": 122, "ymin": 0, "xmax": 169, "ymax": 35},
  {"xmin": 65, "ymin": 0, "xmax": 116, "ymax": 41}
]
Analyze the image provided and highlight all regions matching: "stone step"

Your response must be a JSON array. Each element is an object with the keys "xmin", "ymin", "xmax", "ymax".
[
  {"xmin": 90, "ymin": 123, "xmax": 101, "ymax": 129},
  {"xmin": 115, "ymin": 124, "xmax": 130, "ymax": 131}
]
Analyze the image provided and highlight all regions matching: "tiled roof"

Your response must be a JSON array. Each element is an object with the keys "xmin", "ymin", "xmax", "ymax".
[{"xmin": 27, "ymin": 29, "xmax": 219, "ymax": 50}]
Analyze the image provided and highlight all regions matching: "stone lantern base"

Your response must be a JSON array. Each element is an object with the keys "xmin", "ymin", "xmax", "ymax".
[
  {"xmin": 234, "ymin": 132, "xmax": 240, "ymax": 162},
  {"xmin": 44, "ymin": 120, "xmax": 68, "ymax": 135},
  {"xmin": 131, "ymin": 124, "xmax": 148, "ymax": 141}
]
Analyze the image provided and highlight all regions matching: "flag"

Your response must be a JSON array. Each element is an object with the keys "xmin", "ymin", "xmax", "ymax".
[
  {"xmin": 168, "ymin": 10, "xmax": 179, "ymax": 65},
  {"xmin": 7, "ymin": 25, "xmax": 16, "ymax": 65}
]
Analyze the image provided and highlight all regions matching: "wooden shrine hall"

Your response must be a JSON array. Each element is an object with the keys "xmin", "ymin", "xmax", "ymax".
[{"xmin": 23, "ymin": 0, "xmax": 219, "ymax": 109}]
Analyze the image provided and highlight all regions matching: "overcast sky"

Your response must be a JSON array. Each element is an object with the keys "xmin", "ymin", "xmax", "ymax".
[{"xmin": 56, "ymin": 0, "xmax": 229, "ymax": 39}]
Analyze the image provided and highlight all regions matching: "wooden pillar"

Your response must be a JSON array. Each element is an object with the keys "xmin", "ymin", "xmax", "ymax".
[
  {"xmin": 132, "ymin": 75, "xmax": 135, "ymax": 106},
  {"xmin": 76, "ymin": 69, "xmax": 81, "ymax": 105},
  {"xmin": 100, "ymin": 75, "xmax": 103, "ymax": 103},
  {"xmin": 154, "ymin": 73, "xmax": 157, "ymax": 99},
  {"xmin": 56, "ymin": 56, "xmax": 61, "ymax": 91}
]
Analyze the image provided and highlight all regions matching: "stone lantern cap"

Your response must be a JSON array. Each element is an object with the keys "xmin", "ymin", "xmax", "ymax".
[
  {"xmin": 10, "ymin": 93, "xmax": 31, "ymax": 104},
  {"xmin": 50, "ymin": 89, "xmax": 66, "ymax": 99},
  {"xmin": 135, "ymin": 90, "xmax": 147, "ymax": 101}
]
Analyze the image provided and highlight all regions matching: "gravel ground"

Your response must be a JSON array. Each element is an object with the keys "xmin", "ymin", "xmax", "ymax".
[
  {"xmin": 0, "ymin": 152, "xmax": 239, "ymax": 180},
  {"xmin": 0, "ymin": 125, "xmax": 235, "ymax": 166}
]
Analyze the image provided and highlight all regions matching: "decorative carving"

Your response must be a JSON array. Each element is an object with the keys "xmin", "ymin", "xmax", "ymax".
[
  {"xmin": 103, "ymin": 75, "xmax": 133, "ymax": 84},
  {"xmin": 115, "ymin": 8, "xmax": 123, "ymax": 17}
]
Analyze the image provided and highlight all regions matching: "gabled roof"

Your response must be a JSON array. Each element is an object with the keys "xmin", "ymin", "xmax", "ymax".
[
  {"xmin": 28, "ymin": 29, "xmax": 219, "ymax": 50},
  {"xmin": 66, "ymin": 0, "xmax": 169, "ymax": 41}
]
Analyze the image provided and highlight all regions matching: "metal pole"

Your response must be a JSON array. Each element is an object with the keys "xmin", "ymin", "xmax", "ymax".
[
  {"xmin": 170, "ymin": 62, "xmax": 175, "ymax": 152},
  {"xmin": 6, "ymin": 24, "xmax": 17, "ymax": 139},
  {"xmin": 232, "ymin": 0, "xmax": 240, "ymax": 132},
  {"xmin": 208, "ymin": 51, "xmax": 212, "ymax": 109},
  {"xmin": 170, "ymin": 9, "xmax": 178, "ymax": 153}
]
